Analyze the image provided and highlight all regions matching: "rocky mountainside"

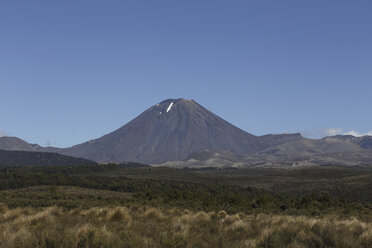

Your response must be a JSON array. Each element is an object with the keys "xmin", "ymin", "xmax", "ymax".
[
  {"xmin": 322, "ymin": 135, "xmax": 372, "ymax": 149},
  {"xmin": 162, "ymin": 137, "xmax": 372, "ymax": 168}
]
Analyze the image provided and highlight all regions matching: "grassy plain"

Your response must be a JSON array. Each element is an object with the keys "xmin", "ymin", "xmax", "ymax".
[
  {"xmin": 1, "ymin": 205, "xmax": 372, "ymax": 248},
  {"xmin": 1, "ymin": 164, "xmax": 372, "ymax": 247}
]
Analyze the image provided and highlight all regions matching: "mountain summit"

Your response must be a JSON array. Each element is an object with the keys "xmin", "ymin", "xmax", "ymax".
[{"xmin": 61, "ymin": 98, "xmax": 264, "ymax": 163}]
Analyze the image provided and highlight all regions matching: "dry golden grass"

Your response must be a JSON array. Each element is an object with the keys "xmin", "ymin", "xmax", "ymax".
[{"xmin": 0, "ymin": 205, "xmax": 372, "ymax": 248}]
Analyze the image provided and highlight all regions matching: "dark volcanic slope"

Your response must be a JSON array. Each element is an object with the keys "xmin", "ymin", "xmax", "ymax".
[
  {"xmin": 60, "ymin": 99, "xmax": 264, "ymax": 163},
  {"xmin": 0, "ymin": 150, "xmax": 96, "ymax": 166}
]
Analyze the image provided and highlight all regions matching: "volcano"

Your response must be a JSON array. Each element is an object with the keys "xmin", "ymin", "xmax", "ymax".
[
  {"xmin": 59, "ymin": 98, "xmax": 264, "ymax": 163},
  {"xmin": 1, "ymin": 98, "xmax": 372, "ymax": 166}
]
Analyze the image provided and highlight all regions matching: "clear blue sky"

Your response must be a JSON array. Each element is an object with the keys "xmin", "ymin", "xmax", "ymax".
[{"xmin": 1, "ymin": 0, "xmax": 371, "ymax": 147}]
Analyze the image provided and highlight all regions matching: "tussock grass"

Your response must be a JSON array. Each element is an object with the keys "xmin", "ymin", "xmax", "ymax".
[{"xmin": 1, "ymin": 206, "xmax": 372, "ymax": 248}]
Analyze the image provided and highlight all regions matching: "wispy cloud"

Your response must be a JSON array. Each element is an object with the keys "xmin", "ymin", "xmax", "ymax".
[
  {"xmin": 323, "ymin": 128, "xmax": 343, "ymax": 136},
  {"xmin": 301, "ymin": 128, "xmax": 343, "ymax": 138},
  {"xmin": 343, "ymin": 130, "xmax": 372, "ymax": 137},
  {"xmin": 0, "ymin": 130, "xmax": 7, "ymax": 137},
  {"xmin": 301, "ymin": 128, "xmax": 372, "ymax": 138}
]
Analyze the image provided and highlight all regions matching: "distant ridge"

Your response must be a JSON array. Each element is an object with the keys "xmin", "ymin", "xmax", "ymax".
[
  {"xmin": 0, "ymin": 149, "xmax": 96, "ymax": 166},
  {"xmin": 0, "ymin": 136, "xmax": 41, "ymax": 151}
]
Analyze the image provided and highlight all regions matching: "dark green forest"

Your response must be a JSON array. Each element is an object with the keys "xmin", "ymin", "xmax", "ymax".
[{"xmin": 1, "ymin": 164, "xmax": 372, "ymax": 218}]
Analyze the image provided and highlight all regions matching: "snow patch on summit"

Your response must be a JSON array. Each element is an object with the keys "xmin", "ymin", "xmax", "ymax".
[{"xmin": 166, "ymin": 102, "xmax": 174, "ymax": 113}]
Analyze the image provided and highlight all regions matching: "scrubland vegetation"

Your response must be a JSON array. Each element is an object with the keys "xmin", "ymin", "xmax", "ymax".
[
  {"xmin": 1, "ymin": 164, "xmax": 372, "ymax": 247},
  {"xmin": 1, "ymin": 205, "xmax": 372, "ymax": 248}
]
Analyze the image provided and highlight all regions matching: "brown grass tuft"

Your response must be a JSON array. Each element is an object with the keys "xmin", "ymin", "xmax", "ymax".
[
  {"xmin": 108, "ymin": 207, "xmax": 131, "ymax": 223},
  {"xmin": 1, "ymin": 206, "xmax": 372, "ymax": 248},
  {"xmin": 218, "ymin": 210, "xmax": 228, "ymax": 219},
  {"xmin": 142, "ymin": 207, "xmax": 164, "ymax": 220}
]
